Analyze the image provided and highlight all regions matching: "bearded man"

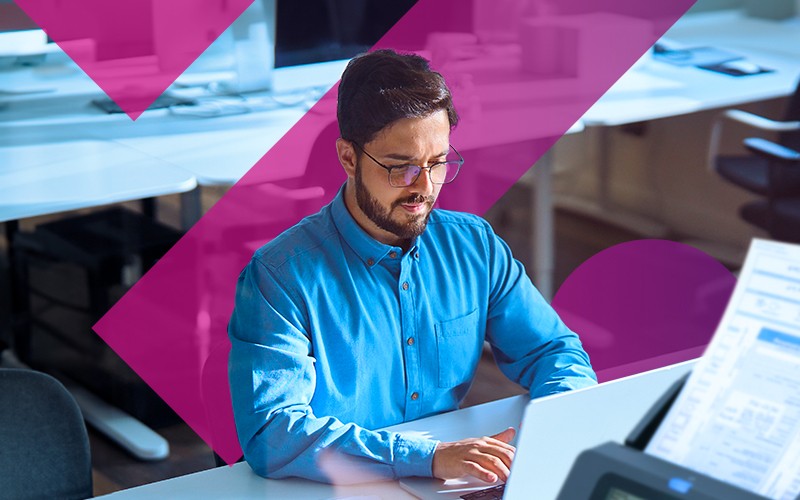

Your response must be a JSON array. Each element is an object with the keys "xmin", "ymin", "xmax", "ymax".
[{"xmin": 229, "ymin": 49, "xmax": 596, "ymax": 485}]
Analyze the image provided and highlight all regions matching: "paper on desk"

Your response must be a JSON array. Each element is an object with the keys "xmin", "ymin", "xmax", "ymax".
[{"xmin": 646, "ymin": 239, "xmax": 800, "ymax": 500}]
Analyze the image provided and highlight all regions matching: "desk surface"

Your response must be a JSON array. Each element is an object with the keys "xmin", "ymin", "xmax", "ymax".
[
  {"xmin": 97, "ymin": 360, "xmax": 695, "ymax": 500},
  {"xmin": 0, "ymin": 58, "xmax": 348, "ymax": 224},
  {"xmin": 0, "ymin": 57, "xmax": 346, "ymax": 194},
  {"xmin": 583, "ymin": 10, "xmax": 800, "ymax": 126},
  {"xmin": 0, "ymin": 127, "xmax": 197, "ymax": 223}
]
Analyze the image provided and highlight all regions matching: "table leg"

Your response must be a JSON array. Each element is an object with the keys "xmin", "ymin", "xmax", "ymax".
[
  {"xmin": 181, "ymin": 187, "xmax": 203, "ymax": 230},
  {"xmin": 4, "ymin": 220, "xmax": 32, "ymax": 360},
  {"xmin": 532, "ymin": 151, "xmax": 554, "ymax": 302},
  {"xmin": 142, "ymin": 197, "xmax": 157, "ymax": 219}
]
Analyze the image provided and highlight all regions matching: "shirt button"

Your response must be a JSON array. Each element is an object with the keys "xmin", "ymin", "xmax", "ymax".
[
  {"xmin": 414, "ymin": 252, "xmax": 419, "ymax": 259},
  {"xmin": 402, "ymin": 282, "xmax": 409, "ymax": 290},
  {"xmin": 389, "ymin": 251, "xmax": 397, "ymax": 259},
  {"xmin": 367, "ymin": 258, "xmax": 375, "ymax": 266},
  {"xmin": 410, "ymin": 392, "xmax": 419, "ymax": 401},
  {"xmin": 407, "ymin": 337, "xmax": 415, "ymax": 346}
]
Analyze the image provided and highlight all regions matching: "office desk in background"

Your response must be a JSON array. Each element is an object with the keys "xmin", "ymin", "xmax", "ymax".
[
  {"xmin": 572, "ymin": 9, "xmax": 800, "ymax": 237},
  {"xmin": 585, "ymin": 10, "xmax": 800, "ymax": 125},
  {"xmin": 0, "ymin": 49, "xmax": 584, "ymax": 299},
  {"xmin": 96, "ymin": 360, "xmax": 695, "ymax": 500},
  {"xmin": 0, "ymin": 56, "xmax": 347, "ymax": 228}
]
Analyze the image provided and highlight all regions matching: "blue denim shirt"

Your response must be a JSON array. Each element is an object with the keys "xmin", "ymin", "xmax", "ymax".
[{"xmin": 228, "ymin": 186, "xmax": 596, "ymax": 483}]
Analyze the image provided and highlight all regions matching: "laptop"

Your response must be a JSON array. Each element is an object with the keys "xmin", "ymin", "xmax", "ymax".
[{"xmin": 398, "ymin": 360, "xmax": 696, "ymax": 499}]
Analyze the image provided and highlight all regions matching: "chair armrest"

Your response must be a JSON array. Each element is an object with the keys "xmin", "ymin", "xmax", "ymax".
[
  {"xmin": 723, "ymin": 110, "xmax": 800, "ymax": 132},
  {"xmin": 708, "ymin": 110, "xmax": 800, "ymax": 172},
  {"xmin": 743, "ymin": 137, "xmax": 800, "ymax": 163}
]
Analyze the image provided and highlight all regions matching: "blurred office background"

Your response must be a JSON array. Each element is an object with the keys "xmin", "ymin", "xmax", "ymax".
[{"xmin": 2, "ymin": 0, "xmax": 800, "ymax": 494}]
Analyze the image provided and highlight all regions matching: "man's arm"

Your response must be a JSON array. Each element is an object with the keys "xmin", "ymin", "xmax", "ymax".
[
  {"xmin": 482, "ymin": 223, "xmax": 597, "ymax": 398},
  {"xmin": 228, "ymin": 258, "xmax": 436, "ymax": 484}
]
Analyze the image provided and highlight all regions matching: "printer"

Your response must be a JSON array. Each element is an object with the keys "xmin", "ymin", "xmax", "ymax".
[{"xmin": 557, "ymin": 374, "xmax": 777, "ymax": 500}]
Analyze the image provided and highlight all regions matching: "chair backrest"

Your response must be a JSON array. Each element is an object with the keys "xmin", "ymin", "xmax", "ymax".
[{"xmin": 0, "ymin": 368, "xmax": 93, "ymax": 500}]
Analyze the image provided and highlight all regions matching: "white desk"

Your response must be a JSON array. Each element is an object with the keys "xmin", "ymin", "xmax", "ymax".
[
  {"xmin": 0, "ymin": 127, "xmax": 197, "ymax": 224},
  {"xmin": 0, "ymin": 56, "xmax": 346, "ymax": 227},
  {"xmin": 584, "ymin": 10, "xmax": 800, "ymax": 126},
  {"xmin": 572, "ymin": 9, "xmax": 800, "ymax": 237},
  {"xmin": 96, "ymin": 360, "xmax": 695, "ymax": 500}
]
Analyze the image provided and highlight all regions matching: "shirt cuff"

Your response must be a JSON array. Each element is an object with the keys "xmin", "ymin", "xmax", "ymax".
[{"xmin": 392, "ymin": 434, "xmax": 439, "ymax": 478}]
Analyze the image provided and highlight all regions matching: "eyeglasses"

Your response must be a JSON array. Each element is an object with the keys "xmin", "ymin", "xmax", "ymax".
[{"xmin": 353, "ymin": 142, "xmax": 464, "ymax": 188}]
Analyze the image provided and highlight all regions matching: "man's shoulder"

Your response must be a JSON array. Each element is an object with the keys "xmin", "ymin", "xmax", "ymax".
[
  {"xmin": 252, "ymin": 209, "xmax": 338, "ymax": 271},
  {"xmin": 428, "ymin": 209, "xmax": 491, "ymax": 234}
]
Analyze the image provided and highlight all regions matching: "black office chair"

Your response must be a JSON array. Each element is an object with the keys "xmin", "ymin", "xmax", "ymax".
[
  {"xmin": 708, "ymin": 79, "xmax": 800, "ymax": 241},
  {"xmin": 0, "ymin": 368, "xmax": 93, "ymax": 500}
]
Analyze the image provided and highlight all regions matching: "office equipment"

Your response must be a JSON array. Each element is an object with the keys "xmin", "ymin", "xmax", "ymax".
[
  {"xmin": 397, "ymin": 361, "xmax": 695, "ymax": 500},
  {"xmin": 708, "ymin": 79, "xmax": 800, "ymax": 241},
  {"xmin": 165, "ymin": 0, "xmax": 276, "ymax": 95},
  {"xmin": 92, "ymin": 93, "xmax": 196, "ymax": 114},
  {"xmin": 647, "ymin": 239, "xmax": 800, "ymax": 499},
  {"xmin": 0, "ymin": 0, "xmax": 55, "ymax": 66},
  {"xmin": 560, "ymin": 443, "xmax": 765, "ymax": 499},
  {"xmin": 0, "ymin": 367, "xmax": 93, "ymax": 500},
  {"xmin": 556, "ymin": 375, "xmax": 764, "ymax": 499},
  {"xmin": 704, "ymin": 59, "xmax": 768, "ymax": 76},
  {"xmin": 653, "ymin": 45, "xmax": 742, "ymax": 68}
]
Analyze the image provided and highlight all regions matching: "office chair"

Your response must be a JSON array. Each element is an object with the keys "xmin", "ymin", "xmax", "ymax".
[
  {"xmin": 708, "ymin": 79, "xmax": 800, "ymax": 241},
  {"xmin": 0, "ymin": 368, "xmax": 93, "ymax": 500}
]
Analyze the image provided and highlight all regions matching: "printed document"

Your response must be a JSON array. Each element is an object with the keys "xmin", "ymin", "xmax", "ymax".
[{"xmin": 646, "ymin": 239, "xmax": 800, "ymax": 500}]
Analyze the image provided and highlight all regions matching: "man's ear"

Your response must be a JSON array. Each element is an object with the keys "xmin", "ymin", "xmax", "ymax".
[{"xmin": 336, "ymin": 138, "xmax": 357, "ymax": 179}]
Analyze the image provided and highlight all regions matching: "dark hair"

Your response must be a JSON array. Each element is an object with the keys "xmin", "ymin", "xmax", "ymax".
[{"xmin": 337, "ymin": 49, "xmax": 459, "ymax": 146}]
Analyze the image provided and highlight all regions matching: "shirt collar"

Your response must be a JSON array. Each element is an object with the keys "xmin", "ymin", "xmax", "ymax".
[{"xmin": 331, "ymin": 184, "xmax": 402, "ymax": 267}]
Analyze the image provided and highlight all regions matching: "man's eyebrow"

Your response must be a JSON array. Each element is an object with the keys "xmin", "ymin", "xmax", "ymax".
[{"xmin": 383, "ymin": 149, "xmax": 450, "ymax": 162}]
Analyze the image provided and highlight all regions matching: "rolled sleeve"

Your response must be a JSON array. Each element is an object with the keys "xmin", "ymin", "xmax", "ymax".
[{"xmin": 392, "ymin": 434, "xmax": 440, "ymax": 478}]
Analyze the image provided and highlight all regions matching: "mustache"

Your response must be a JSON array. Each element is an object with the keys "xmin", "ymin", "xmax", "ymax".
[{"xmin": 393, "ymin": 194, "xmax": 436, "ymax": 208}]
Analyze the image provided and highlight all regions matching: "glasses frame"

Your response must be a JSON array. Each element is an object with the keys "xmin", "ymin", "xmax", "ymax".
[{"xmin": 352, "ymin": 142, "xmax": 464, "ymax": 188}]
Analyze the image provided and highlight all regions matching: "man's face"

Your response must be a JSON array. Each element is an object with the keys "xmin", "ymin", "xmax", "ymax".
[{"xmin": 347, "ymin": 110, "xmax": 451, "ymax": 246}]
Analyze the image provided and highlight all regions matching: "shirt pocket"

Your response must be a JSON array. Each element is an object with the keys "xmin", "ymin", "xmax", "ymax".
[{"xmin": 434, "ymin": 309, "xmax": 481, "ymax": 388}]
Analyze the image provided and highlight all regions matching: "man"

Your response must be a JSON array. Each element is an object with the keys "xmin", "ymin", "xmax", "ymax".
[{"xmin": 229, "ymin": 49, "xmax": 596, "ymax": 485}]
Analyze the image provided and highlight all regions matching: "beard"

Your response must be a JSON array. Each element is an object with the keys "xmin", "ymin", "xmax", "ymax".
[{"xmin": 354, "ymin": 164, "xmax": 435, "ymax": 241}]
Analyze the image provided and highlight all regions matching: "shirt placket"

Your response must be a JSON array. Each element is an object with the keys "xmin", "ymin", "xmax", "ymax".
[{"xmin": 398, "ymin": 251, "xmax": 421, "ymax": 421}]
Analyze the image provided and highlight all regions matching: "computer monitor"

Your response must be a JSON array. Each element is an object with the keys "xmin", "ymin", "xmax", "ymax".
[
  {"xmin": 182, "ymin": 0, "xmax": 419, "ymax": 93},
  {"xmin": 274, "ymin": 0, "xmax": 417, "ymax": 68},
  {"xmin": 0, "ymin": 0, "xmax": 38, "ymax": 32},
  {"xmin": 0, "ymin": 0, "xmax": 50, "ymax": 61}
]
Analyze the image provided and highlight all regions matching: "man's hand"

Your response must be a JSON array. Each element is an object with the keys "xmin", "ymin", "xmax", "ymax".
[{"xmin": 431, "ymin": 428, "xmax": 516, "ymax": 483}]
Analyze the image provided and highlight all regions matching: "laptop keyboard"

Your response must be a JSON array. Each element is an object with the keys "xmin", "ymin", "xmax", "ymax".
[{"xmin": 460, "ymin": 483, "xmax": 505, "ymax": 499}]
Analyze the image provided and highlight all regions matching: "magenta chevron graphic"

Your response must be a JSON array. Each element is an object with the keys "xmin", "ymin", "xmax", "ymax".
[
  {"xmin": 14, "ymin": 0, "xmax": 253, "ymax": 120},
  {"xmin": 85, "ymin": 0, "xmax": 699, "ymax": 465}
]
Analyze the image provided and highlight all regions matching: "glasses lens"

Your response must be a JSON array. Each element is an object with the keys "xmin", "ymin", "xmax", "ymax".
[
  {"xmin": 389, "ymin": 166, "xmax": 422, "ymax": 187},
  {"xmin": 433, "ymin": 162, "xmax": 461, "ymax": 184}
]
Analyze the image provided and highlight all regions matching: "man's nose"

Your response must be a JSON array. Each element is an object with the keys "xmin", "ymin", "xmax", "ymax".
[{"xmin": 409, "ymin": 167, "xmax": 434, "ymax": 196}]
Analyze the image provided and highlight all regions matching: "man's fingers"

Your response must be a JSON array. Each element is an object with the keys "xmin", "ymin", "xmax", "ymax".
[
  {"xmin": 481, "ymin": 443, "xmax": 515, "ymax": 469},
  {"xmin": 490, "ymin": 427, "xmax": 516, "ymax": 444},
  {"xmin": 474, "ymin": 452, "xmax": 511, "ymax": 482},
  {"xmin": 483, "ymin": 436, "xmax": 516, "ymax": 453},
  {"xmin": 463, "ymin": 461, "xmax": 498, "ymax": 483}
]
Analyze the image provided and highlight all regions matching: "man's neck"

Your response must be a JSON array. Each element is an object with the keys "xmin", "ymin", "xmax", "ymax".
[{"xmin": 343, "ymin": 183, "xmax": 410, "ymax": 251}]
